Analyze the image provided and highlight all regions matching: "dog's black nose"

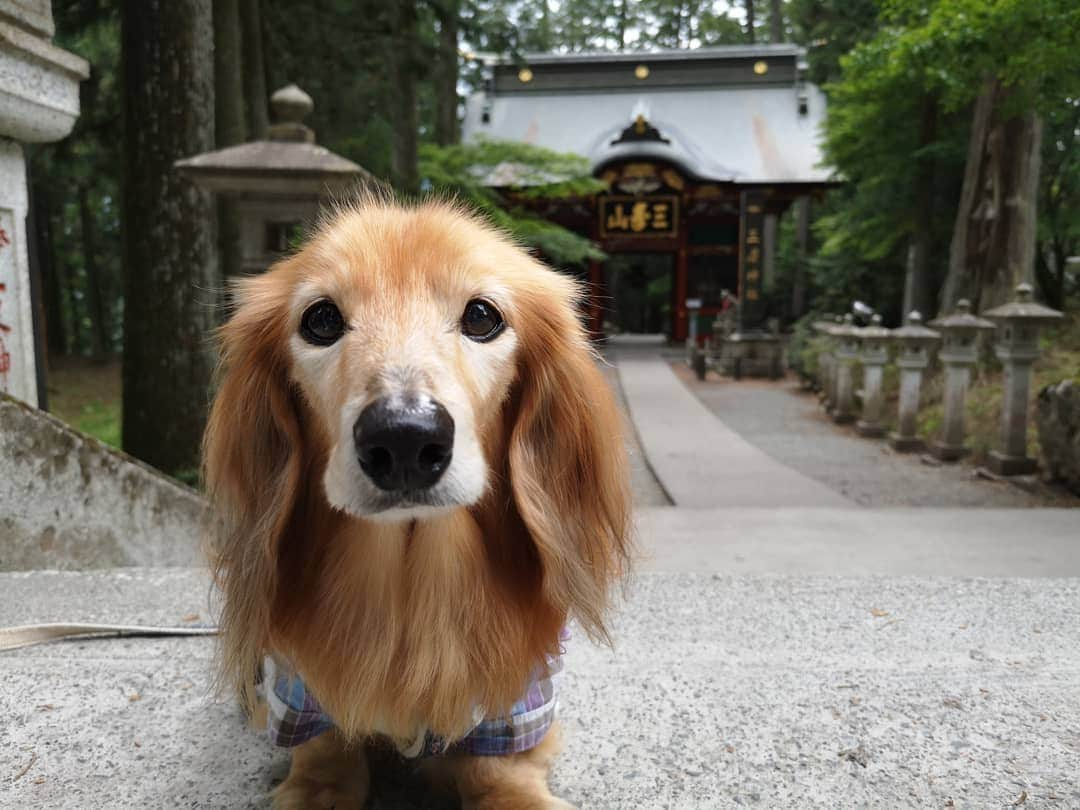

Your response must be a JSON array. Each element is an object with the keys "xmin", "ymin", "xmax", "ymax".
[{"xmin": 353, "ymin": 396, "xmax": 454, "ymax": 492}]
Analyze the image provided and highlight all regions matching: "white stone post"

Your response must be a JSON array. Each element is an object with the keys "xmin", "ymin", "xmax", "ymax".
[
  {"xmin": 983, "ymin": 283, "xmax": 1064, "ymax": 475},
  {"xmin": 832, "ymin": 314, "xmax": 858, "ymax": 424},
  {"xmin": 0, "ymin": 1, "xmax": 88, "ymax": 406},
  {"xmin": 855, "ymin": 314, "xmax": 890, "ymax": 438},
  {"xmin": 888, "ymin": 312, "xmax": 940, "ymax": 453},
  {"xmin": 928, "ymin": 300, "xmax": 994, "ymax": 461}
]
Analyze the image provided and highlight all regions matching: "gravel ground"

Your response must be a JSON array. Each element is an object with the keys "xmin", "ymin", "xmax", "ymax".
[{"xmin": 675, "ymin": 365, "xmax": 1080, "ymax": 508}]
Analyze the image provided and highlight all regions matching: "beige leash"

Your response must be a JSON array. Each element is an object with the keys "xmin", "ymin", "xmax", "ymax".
[{"xmin": 0, "ymin": 622, "xmax": 218, "ymax": 652}]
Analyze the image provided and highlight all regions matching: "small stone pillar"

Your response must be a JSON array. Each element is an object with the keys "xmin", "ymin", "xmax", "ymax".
[
  {"xmin": 928, "ymin": 300, "xmax": 994, "ymax": 461},
  {"xmin": 831, "ymin": 314, "xmax": 859, "ymax": 424},
  {"xmin": 982, "ymin": 283, "xmax": 1064, "ymax": 475},
  {"xmin": 888, "ymin": 311, "xmax": 940, "ymax": 452},
  {"xmin": 855, "ymin": 314, "xmax": 891, "ymax": 437},
  {"xmin": 818, "ymin": 315, "xmax": 843, "ymax": 412}
]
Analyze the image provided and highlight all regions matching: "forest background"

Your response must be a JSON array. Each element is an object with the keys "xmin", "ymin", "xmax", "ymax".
[{"xmin": 28, "ymin": 0, "xmax": 1080, "ymax": 476}]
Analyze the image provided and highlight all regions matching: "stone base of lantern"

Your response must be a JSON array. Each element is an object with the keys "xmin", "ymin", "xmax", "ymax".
[
  {"xmin": 888, "ymin": 433, "xmax": 925, "ymax": 453},
  {"xmin": 856, "ymin": 420, "xmax": 885, "ymax": 438},
  {"xmin": 930, "ymin": 441, "xmax": 969, "ymax": 462},
  {"xmin": 987, "ymin": 451, "xmax": 1038, "ymax": 477},
  {"xmin": 832, "ymin": 411, "xmax": 855, "ymax": 425}
]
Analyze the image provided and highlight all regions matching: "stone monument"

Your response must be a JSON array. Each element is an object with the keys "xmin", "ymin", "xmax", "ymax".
[
  {"xmin": 982, "ymin": 283, "xmax": 1064, "ymax": 475},
  {"xmin": 888, "ymin": 311, "xmax": 940, "ymax": 453},
  {"xmin": 0, "ymin": 0, "xmax": 88, "ymax": 406},
  {"xmin": 928, "ymin": 300, "xmax": 994, "ymax": 461},
  {"xmin": 175, "ymin": 84, "xmax": 372, "ymax": 275},
  {"xmin": 854, "ymin": 314, "xmax": 891, "ymax": 438},
  {"xmin": 831, "ymin": 314, "xmax": 859, "ymax": 424}
]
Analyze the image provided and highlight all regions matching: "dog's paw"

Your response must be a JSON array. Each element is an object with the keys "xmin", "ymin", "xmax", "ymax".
[{"xmin": 271, "ymin": 779, "xmax": 365, "ymax": 810}]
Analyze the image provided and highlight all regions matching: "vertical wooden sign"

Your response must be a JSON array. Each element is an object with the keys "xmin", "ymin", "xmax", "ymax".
[{"xmin": 738, "ymin": 190, "xmax": 767, "ymax": 330}]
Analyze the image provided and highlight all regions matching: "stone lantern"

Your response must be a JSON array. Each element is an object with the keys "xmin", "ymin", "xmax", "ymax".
[
  {"xmin": 831, "ymin": 314, "xmax": 859, "ymax": 424},
  {"xmin": 982, "ymin": 283, "xmax": 1064, "ymax": 475},
  {"xmin": 175, "ymin": 84, "xmax": 372, "ymax": 274},
  {"xmin": 812, "ymin": 315, "xmax": 836, "ymax": 407},
  {"xmin": 888, "ymin": 311, "xmax": 940, "ymax": 453},
  {"xmin": 855, "ymin": 314, "xmax": 891, "ymax": 437},
  {"xmin": 928, "ymin": 300, "xmax": 994, "ymax": 461}
]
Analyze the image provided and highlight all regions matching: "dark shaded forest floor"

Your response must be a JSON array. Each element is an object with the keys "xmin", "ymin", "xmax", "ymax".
[{"xmin": 45, "ymin": 355, "xmax": 121, "ymax": 448}]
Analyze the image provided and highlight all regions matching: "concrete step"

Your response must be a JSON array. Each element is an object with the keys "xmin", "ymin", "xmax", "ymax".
[
  {"xmin": 3, "ymin": 568, "xmax": 1079, "ymax": 808},
  {"xmin": 637, "ymin": 506, "xmax": 1080, "ymax": 575}
]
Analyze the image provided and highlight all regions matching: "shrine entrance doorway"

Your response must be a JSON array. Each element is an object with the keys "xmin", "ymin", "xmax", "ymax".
[{"xmin": 602, "ymin": 252, "xmax": 674, "ymax": 335}]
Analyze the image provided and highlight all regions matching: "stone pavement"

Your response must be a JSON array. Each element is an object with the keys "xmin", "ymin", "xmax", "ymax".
[
  {"xmin": 615, "ymin": 349, "xmax": 851, "ymax": 509},
  {"xmin": 4, "ymin": 569, "xmax": 1080, "ymax": 808},
  {"xmin": 677, "ymin": 368, "xmax": 1079, "ymax": 508},
  {"xmin": 6, "ymin": 343, "xmax": 1080, "ymax": 808}
]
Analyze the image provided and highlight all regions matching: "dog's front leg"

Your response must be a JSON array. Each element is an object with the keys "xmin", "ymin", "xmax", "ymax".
[
  {"xmin": 272, "ymin": 731, "xmax": 369, "ymax": 810},
  {"xmin": 426, "ymin": 723, "xmax": 574, "ymax": 810}
]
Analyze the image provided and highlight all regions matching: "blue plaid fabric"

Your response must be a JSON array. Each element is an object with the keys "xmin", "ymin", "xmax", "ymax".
[{"xmin": 259, "ymin": 630, "xmax": 567, "ymax": 758}]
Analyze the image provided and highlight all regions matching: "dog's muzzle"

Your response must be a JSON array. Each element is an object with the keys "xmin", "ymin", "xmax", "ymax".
[{"xmin": 353, "ymin": 395, "xmax": 454, "ymax": 492}]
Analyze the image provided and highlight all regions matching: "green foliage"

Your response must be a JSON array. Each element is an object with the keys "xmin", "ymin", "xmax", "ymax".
[
  {"xmin": 419, "ymin": 137, "xmax": 606, "ymax": 266},
  {"xmin": 812, "ymin": 0, "xmax": 1080, "ymax": 320},
  {"xmin": 788, "ymin": 0, "xmax": 878, "ymax": 85},
  {"xmin": 878, "ymin": 0, "xmax": 1080, "ymax": 115},
  {"xmin": 74, "ymin": 398, "xmax": 121, "ymax": 448}
]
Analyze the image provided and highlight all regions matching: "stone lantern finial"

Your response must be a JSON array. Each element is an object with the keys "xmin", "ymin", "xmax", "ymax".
[{"xmin": 269, "ymin": 84, "xmax": 315, "ymax": 143}]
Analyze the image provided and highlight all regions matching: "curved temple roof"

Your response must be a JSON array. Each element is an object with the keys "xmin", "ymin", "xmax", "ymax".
[{"xmin": 463, "ymin": 45, "xmax": 832, "ymax": 186}]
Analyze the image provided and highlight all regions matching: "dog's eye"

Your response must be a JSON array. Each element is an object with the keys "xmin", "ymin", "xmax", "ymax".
[
  {"xmin": 300, "ymin": 299, "xmax": 346, "ymax": 346},
  {"xmin": 461, "ymin": 299, "xmax": 504, "ymax": 342}
]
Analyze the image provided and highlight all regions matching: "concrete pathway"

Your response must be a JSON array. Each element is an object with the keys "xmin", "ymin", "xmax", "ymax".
[
  {"xmin": 5, "ymin": 569, "xmax": 1080, "ymax": 809},
  {"xmin": 615, "ymin": 349, "xmax": 851, "ymax": 509},
  {"xmin": 679, "ymin": 369, "xmax": 1079, "ymax": 508}
]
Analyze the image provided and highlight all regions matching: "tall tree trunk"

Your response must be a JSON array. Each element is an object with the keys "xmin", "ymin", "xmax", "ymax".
[
  {"xmin": 121, "ymin": 0, "xmax": 219, "ymax": 475},
  {"xmin": 769, "ymin": 0, "xmax": 783, "ymax": 42},
  {"xmin": 745, "ymin": 0, "xmax": 755, "ymax": 43},
  {"xmin": 433, "ymin": 0, "xmax": 460, "ymax": 147},
  {"xmin": 941, "ymin": 77, "xmax": 1043, "ymax": 312},
  {"xmin": 906, "ymin": 95, "xmax": 938, "ymax": 318},
  {"xmin": 214, "ymin": 0, "xmax": 246, "ymax": 278},
  {"xmin": 791, "ymin": 196, "xmax": 810, "ymax": 317},
  {"xmin": 240, "ymin": 0, "xmax": 269, "ymax": 138},
  {"xmin": 78, "ymin": 185, "xmax": 110, "ymax": 361},
  {"xmin": 215, "ymin": 0, "xmax": 246, "ymax": 281},
  {"xmin": 35, "ymin": 187, "xmax": 66, "ymax": 356},
  {"xmin": 538, "ymin": 0, "xmax": 552, "ymax": 51},
  {"xmin": 615, "ymin": 0, "xmax": 627, "ymax": 50},
  {"xmin": 388, "ymin": 0, "xmax": 420, "ymax": 192},
  {"xmin": 57, "ymin": 206, "xmax": 82, "ymax": 354}
]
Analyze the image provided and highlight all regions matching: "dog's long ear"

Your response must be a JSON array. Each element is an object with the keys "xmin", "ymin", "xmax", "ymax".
[
  {"xmin": 203, "ymin": 267, "xmax": 302, "ymax": 708},
  {"xmin": 508, "ymin": 268, "xmax": 633, "ymax": 643}
]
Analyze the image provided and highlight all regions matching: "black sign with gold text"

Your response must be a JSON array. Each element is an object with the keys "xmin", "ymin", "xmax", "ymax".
[
  {"xmin": 599, "ymin": 195, "xmax": 679, "ymax": 238},
  {"xmin": 738, "ymin": 190, "xmax": 766, "ymax": 328}
]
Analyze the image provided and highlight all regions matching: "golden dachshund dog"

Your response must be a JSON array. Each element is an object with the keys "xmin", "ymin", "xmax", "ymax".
[{"xmin": 203, "ymin": 196, "xmax": 632, "ymax": 808}]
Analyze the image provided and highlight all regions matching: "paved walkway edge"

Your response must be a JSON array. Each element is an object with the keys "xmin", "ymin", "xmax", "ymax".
[{"xmin": 616, "ymin": 353, "xmax": 851, "ymax": 508}]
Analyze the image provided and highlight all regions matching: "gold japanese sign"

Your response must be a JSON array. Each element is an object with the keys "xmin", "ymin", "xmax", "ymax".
[
  {"xmin": 739, "ymin": 190, "xmax": 767, "ymax": 327},
  {"xmin": 599, "ymin": 195, "xmax": 679, "ymax": 238}
]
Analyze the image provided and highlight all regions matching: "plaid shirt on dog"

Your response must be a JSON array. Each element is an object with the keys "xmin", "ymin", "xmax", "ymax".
[{"xmin": 259, "ymin": 630, "xmax": 567, "ymax": 758}]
